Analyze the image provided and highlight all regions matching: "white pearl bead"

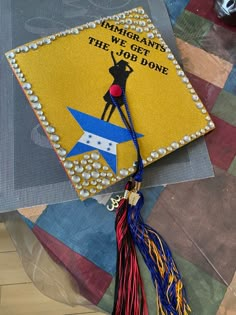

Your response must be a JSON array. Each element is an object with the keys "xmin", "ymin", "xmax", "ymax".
[
  {"xmin": 80, "ymin": 189, "xmax": 90, "ymax": 198},
  {"xmin": 126, "ymin": 19, "xmax": 132, "ymax": 24},
  {"xmin": 182, "ymin": 77, "xmax": 189, "ymax": 83},
  {"xmin": 91, "ymin": 171, "xmax": 99, "ymax": 178},
  {"xmin": 151, "ymin": 151, "xmax": 159, "ymax": 158},
  {"xmin": 120, "ymin": 168, "xmax": 128, "ymax": 176},
  {"xmin": 82, "ymin": 181, "xmax": 89, "ymax": 186},
  {"xmin": 30, "ymin": 95, "xmax": 38, "ymax": 102},
  {"xmin": 196, "ymin": 102, "xmax": 203, "ymax": 109},
  {"xmin": 171, "ymin": 142, "xmax": 179, "ymax": 149},
  {"xmin": 168, "ymin": 54, "xmax": 174, "ymax": 60},
  {"xmin": 75, "ymin": 165, "xmax": 84, "ymax": 173},
  {"xmin": 23, "ymin": 83, "xmax": 31, "ymax": 90},
  {"xmin": 8, "ymin": 52, "xmax": 15, "ymax": 58},
  {"xmin": 32, "ymin": 102, "xmax": 42, "ymax": 109},
  {"xmin": 93, "ymin": 162, "xmax": 101, "ymax": 169},
  {"xmin": 72, "ymin": 28, "xmax": 79, "ymax": 34},
  {"xmin": 139, "ymin": 21, "xmax": 146, "ymax": 26},
  {"xmin": 102, "ymin": 178, "xmax": 110, "ymax": 186},
  {"xmin": 138, "ymin": 8, "xmax": 144, "ymax": 14},
  {"xmin": 147, "ymin": 157, "xmax": 153, "ymax": 162},
  {"xmin": 72, "ymin": 175, "xmax": 81, "ymax": 183},
  {"xmin": 147, "ymin": 33, "xmax": 154, "ymax": 39},
  {"xmin": 43, "ymin": 38, "xmax": 51, "ymax": 44},
  {"xmin": 46, "ymin": 126, "xmax": 55, "ymax": 134},
  {"xmin": 57, "ymin": 148, "xmax": 66, "ymax": 156},
  {"xmin": 82, "ymin": 172, "xmax": 91, "ymax": 180},
  {"xmin": 88, "ymin": 22, "xmax": 96, "ymax": 28},
  {"xmin": 21, "ymin": 46, "xmax": 29, "ymax": 52},
  {"xmin": 192, "ymin": 95, "xmax": 199, "ymax": 101},
  {"xmin": 200, "ymin": 129, "xmax": 205, "ymax": 134},
  {"xmin": 183, "ymin": 136, "xmax": 191, "ymax": 142},
  {"xmin": 29, "ymin": 43, "xmax": 38, "ymax": 49},
  {"xmin": 39, "ymin": 115, "xmax": 46, "ymax": 121},
  {"xmin": 177, "ymin": 70, "xmax": 184, "ymax": 77},
  {"xmin": 50, "ymin": 135, "xmax": 59, "ymax": 142},
  {"xmin": 158, "ymin": 148, "xmax": 166, "ymax": 155},
  {"xmin": 64, "ymin": 161, "xmax": 73, "ymax": 169}
]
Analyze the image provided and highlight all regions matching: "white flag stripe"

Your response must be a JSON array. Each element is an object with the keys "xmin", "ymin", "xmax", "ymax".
[{"xmin": 79, "ymin": 131, "xmax": 117, "ymax": 155}]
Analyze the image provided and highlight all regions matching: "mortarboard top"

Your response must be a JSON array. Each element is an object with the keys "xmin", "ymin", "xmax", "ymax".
[{"xmin": 6, "ymin": 7, "xmax": 215, "ymax": 200}]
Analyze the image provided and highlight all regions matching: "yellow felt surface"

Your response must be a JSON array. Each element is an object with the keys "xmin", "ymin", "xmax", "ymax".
[{"xmin": 6, "ymin": 7, "xmax": 214, "ymax": 198}]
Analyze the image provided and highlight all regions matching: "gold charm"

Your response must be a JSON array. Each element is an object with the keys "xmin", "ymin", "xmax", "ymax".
[
  {"xmin": 106, "ymin": 195, "xmax": 122, "ymax": 211},
  {"xmin": 128, "ymin": 191, "xmax": 140, "ymax": 206}
]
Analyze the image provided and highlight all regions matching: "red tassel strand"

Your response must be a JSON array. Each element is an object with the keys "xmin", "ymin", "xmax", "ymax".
[{"xmin": 112, "ymin": 181, "xmax": 148, "ymax": 315}]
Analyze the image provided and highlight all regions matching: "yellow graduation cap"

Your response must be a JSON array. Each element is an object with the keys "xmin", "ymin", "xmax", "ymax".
[{"xmin": 6, "ymin": 7, "xmax": 214, "ymax": 200}]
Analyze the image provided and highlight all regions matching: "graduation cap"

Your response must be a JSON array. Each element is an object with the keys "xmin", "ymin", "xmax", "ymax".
[
  {"xmin": 6, "ymin": 7, "xmax": 214, "ymax": 315},
  {"xmin": 5, "ymin": 7, "xmax": 214, "ymax": 200}
]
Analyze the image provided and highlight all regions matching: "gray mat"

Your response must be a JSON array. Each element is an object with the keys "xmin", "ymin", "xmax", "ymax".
[{"xmin": 0, "ymin": 0, "xmax": 214, "ymax": 211}]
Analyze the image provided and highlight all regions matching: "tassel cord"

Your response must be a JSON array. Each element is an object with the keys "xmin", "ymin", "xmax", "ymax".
[{"xmin": 110, "ymin": 90, "xmax": 143, "ymax": 183}]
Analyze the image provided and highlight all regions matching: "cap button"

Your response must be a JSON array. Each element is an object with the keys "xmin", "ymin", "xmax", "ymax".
[{"xmin": 109, "ymin": 84, "xmax": 122, "ymax": 97}]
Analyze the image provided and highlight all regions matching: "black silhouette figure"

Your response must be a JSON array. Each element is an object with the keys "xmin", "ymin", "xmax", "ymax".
[{"xmin": 101, "ymin": 51, "xmax": 133, "ymax": 122}]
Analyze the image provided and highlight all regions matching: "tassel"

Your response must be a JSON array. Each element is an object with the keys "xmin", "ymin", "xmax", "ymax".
[
  {"xmin": 110, "ymin": 86, "xmax": 191, "ymax": 315},
  {"xmin": 112, "ymin": 181, "xmax": 148, "ymax": 315},
  {"xmin": 127, "ymin": 188, "xmax": 191, "ymax": 315}
]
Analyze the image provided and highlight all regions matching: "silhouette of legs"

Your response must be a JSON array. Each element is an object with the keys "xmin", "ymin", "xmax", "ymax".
[
  {"xmin": 101, "ymin": 103, "xmax": 110, "ymax": 120},
  {"xmin": 107, "ymin": 105, "xmax": 116, "ymax": 122}
]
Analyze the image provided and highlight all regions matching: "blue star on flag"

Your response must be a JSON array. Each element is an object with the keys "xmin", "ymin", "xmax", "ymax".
[{"xmin": 67, "ymin": 107, "xmax": 143, "ymax": 173}]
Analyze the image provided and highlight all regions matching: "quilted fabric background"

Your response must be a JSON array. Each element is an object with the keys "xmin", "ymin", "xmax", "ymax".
[{"xmin": 17, "ymin": 1, "xmax": 236, "ymax": 314}]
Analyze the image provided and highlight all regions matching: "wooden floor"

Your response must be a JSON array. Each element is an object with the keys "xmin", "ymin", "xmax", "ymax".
[{"xmin": 0, "ymin": 223, "xmax": 105, "ymax": 315}]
